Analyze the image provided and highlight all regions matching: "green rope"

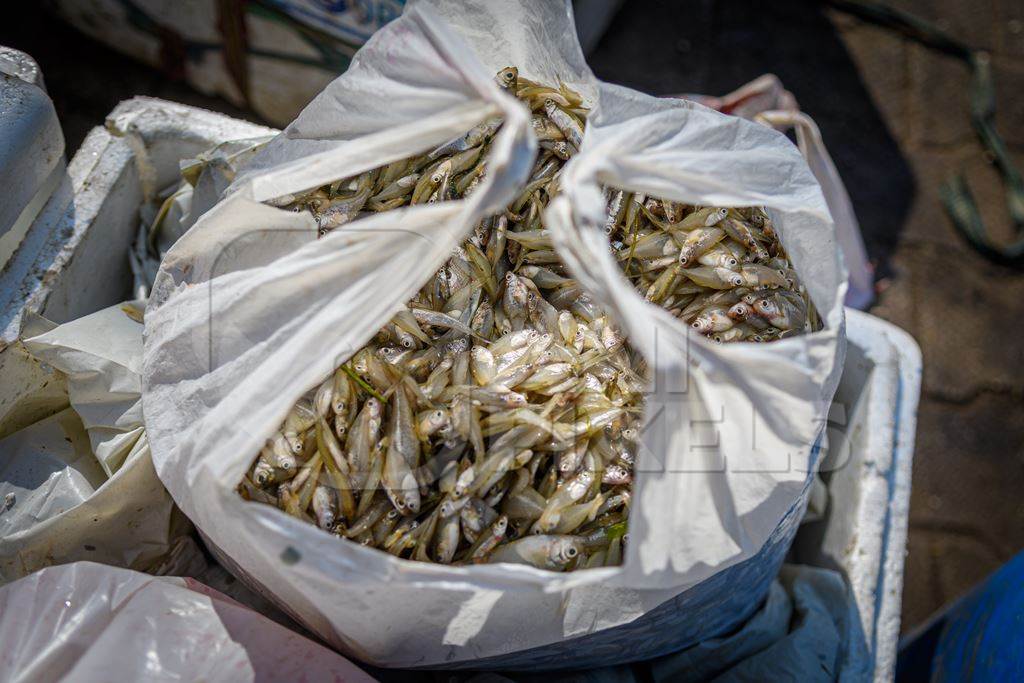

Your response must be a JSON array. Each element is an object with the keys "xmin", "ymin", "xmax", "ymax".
[{"xmin": 828, "ymin": 0, "xmax": 1024, "ymax": 265}]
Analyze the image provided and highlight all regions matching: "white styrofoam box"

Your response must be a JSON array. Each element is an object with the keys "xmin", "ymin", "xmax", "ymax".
[
  {"xmin": 794, "ymin": 308, "xmax": 921, "ymax": 681},
  {"xmin": 0, "ymin": 98, "xmax": 920, "ymax": 677},
  {"xmin": 0, "ymin": 47, "xmax": 46, "ymax": 89},
  {"xmin": 0, "ymin": 98, "xmax": 274, "ymax": 437},
  {"xmin": 0, "ymin": 48, "xmax": 65, "ymax": 272}
]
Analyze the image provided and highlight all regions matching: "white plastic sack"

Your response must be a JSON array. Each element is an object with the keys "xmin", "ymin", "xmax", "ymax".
[
  {"xmin": 142, "ymin": 0, "xmax": 845, "ymax": 668},
  {"xmin": 0, "ymin": 303, "xmax": 191, "ymax": 583},
  {"xmin": 0, "ymin": 562, "xmax": 374, "ymax": 683}
]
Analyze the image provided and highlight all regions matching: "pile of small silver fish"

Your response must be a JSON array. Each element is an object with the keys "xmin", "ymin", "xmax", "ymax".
[
  {"xmin": 606, "ymin": 198, "xmax": 818, "ymax": 341},
  {"xmin": 237, "ymin": 67, "xmax": 816, "ymax": 571}
]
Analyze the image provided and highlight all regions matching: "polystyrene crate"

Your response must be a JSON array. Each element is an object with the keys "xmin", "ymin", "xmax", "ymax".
[
  {"xmin": 0, "ymin": 47, "xmax": 65, "ymax": 278},
  {"xmin": 0, "ymin": 98, "xmax": 273, "ymax": 437},
  {"xmin": 795, "ymin": 308, "xmax": 921, "ymax": 681}
]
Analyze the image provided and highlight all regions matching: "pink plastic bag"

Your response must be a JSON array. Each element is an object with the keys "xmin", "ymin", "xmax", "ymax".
[{"xmin": 0, "ymin": 562, "xmax": 375, "ymax": 683}]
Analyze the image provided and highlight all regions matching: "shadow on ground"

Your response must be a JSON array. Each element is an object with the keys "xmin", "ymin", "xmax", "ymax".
[{"xmin": 586, "ymin": 0, "xmax": 915, "ymax": 279}]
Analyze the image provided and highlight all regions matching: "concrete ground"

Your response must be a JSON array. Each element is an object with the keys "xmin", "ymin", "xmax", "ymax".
[{"xmin": 3, "ymin": 0, "xmax": 1022, "ymax": 636}]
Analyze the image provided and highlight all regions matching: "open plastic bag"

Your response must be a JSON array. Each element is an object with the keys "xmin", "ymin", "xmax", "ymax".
[
  {"xmin": 0, "ymin": 562, "xmax": 374, "ymax": 683},
  {"xmin": 142, "ymin": 0, "xmax": 845, "ymax": 669},
  {"xmin": 0, "ymin": 303, "xmax": 193, "ymax": 583}
]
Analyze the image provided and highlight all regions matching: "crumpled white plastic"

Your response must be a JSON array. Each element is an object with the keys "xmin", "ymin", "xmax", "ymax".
[
  {"xmin": 0, "ymin": 302, "xmax": 190, "ymax": 583},
  {"xmin": 0, "ymin": 561, "xmax": 374, "ymax": 683},
  {"xmin": 141, "ymin": 0, "xmax": 845, "ymax": 667}
]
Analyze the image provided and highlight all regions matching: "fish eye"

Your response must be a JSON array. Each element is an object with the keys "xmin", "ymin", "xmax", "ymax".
[
  {"xmin": 728, "ymin": 258, "xmax": 737, "ymax": 266},
  {"xmin": 760, "ymin": 299, "xmax": 770, "ymax": 307},
  {"xmin": 566, "ymin": 546, "xmax": 578, "ymax": 557},
  {"xmin": 431, "ymin": 172, "xmax": 443, "ymax": 183},
  {"xmin": 402, "ymin": 338, "xmax": 414, "ymax": 348},
  {"xmin": 433, "ymin": 410, "xmax": 444, "ymax": 420},
  {"xmin": 544, "ymin": 97, "xmax": 555, "ymax": 106}
]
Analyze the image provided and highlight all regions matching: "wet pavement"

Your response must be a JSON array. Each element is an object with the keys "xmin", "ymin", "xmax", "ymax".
[{"xmin": 3, "ymin": 0, "xmax": 1022, "ymax": 635}]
